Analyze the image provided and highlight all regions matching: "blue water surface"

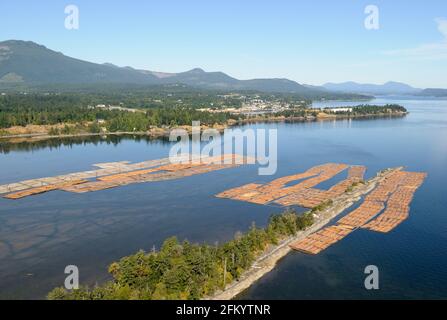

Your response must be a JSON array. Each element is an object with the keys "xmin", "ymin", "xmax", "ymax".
[{"xmin": 0, "ymin": 97, "xmax": 446, "ymax": 299}]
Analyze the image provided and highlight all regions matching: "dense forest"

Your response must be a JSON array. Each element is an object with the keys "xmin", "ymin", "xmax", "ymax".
[
  {"xmin": 351, "ymin": 104, "xmax": 407, "ymax": 114},
  {"xmin": 274, "ymin": 109, "xmax": 317, "ymax": 118},
  {"xmin": 0, "ymin": 94, "xmax": 112, "ymax": 127},
  {"xmin": 47, "ymin": 209, "xmax": 314, "ymax": 300},
  {"xmin": 0, "ymin": 93, "xmax": 406, "ymax": 135},
  {"xmin": 0, "ymin": 93, "xmax": 241, "ymax": 131},
  {"xmin": 324, "ymin": 104, "xmax": 407, "ymax": 115},
  {"xmin": 261, "ymin": 104, "xmax": 406, "ymax": 119}
]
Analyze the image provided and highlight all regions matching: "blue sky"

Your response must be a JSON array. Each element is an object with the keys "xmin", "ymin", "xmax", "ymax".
[{"xmin": 1, "ymin": 0, "xmax": 446, "ymax": 87}]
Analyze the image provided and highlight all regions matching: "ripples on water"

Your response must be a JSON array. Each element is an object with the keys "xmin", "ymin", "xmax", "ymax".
[{"xmin": 0, "ymin": 97, "xmax": 446, "ymax": 299}]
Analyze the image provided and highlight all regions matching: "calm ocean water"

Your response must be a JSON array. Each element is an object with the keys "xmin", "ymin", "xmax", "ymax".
[{"xmin": 0, "ymin": 97, "xmax": 446, "ymax": 299}]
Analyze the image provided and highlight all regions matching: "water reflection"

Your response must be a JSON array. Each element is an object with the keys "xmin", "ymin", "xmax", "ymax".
[{"xmin": 0, "ymin": 134, "xmax": 173, "ymax": 154}]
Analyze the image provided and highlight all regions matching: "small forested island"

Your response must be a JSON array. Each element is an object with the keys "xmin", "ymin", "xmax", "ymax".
[{"xmin": 48, "ymin": 209, "xmax": 315, "ymax": 300}]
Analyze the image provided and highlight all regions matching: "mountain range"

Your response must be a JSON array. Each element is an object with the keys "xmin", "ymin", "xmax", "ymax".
[
  {"xmin": 0, "ymin": 40, "xmax": 445, "ymax": 97},
  {"xmin": 0, "ymin": 40, "xmax": 328, "ymax": 96},
  {"xmin": 323, "ymin": 81, "xmax": 447, "ymax": 97},
  {"xmin": 323, "ymin": 81, "xmax": 422, "ymax": 95}
]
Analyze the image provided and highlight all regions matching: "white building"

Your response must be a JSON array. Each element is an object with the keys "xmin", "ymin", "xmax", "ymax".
[{"xmin": 327, "ymin": 107, "xmax": 353, "ymax": 113}]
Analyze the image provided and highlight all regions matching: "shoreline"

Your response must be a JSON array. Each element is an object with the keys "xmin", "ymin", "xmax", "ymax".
[
  {"xmin": 208, "ymin": 167, "xmax": 402, "ymax": 300},
  {"xmin": 0, "ymin": 112, "xmax": 407, "ymax": 142}
]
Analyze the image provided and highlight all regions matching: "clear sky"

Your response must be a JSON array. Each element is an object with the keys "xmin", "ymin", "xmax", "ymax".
[{"xmin": 1, "ymin": 0, "xmax": 446, "ymax": 88}]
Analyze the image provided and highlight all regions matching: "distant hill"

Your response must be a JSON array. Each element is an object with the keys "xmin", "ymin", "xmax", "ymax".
[
  {"xmin": 323, "ymin": 81, "xmax": 421, "ymax": 95},
  {"xmin": 0, "ymin": 40, "xmax": 160, "ymax": 85},
  {"xmin": 154, "ymin": 68, "xmax": 239, "ymax": 87},
  {"xmin": 417, "ymin": 88, "xmax": 447, "ymax": 97},
  {"xmin": 0, "ymin": 40, "xmax": 368, "ymax": 99},
  {"xmin": 146, "ymin": 68, "xmax": 327, "ymax": 94}
]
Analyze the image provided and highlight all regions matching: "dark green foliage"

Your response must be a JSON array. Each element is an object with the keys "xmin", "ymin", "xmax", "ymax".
[
  {"xmin": 0, "ymin": 94, "xmax": 111, "ymax": 127},
  {"xmin": 0, "ymin": 40, "xmax": 159, "ymax": 85},
  {"xmin": 274, "ymin": 108, "xmax": 308, "ymax": 118},
  {"xmin": 0, "ymin": 93, "xmax": 240, "ymax": 130},
  {"xmin": 351, "ymin": 104, "xmax": 407, "ymax": 114},
  {"xmin": 88, "ymin": 122, "xmax": 102, "ymax": 134},
  {"xmin": 48, "ymin": 209, "xmax": 314, "ymax": 300},
  {"xmin": 310, "ymin": 200, "xmax": 333, "ymax": 214},
  {"xmin": 345, "ymin": 180, "xmax": 364, "ymax": 193},
  {"xmin": 323, "ymin": 104, "xmax": 407, "ymax": 115}
]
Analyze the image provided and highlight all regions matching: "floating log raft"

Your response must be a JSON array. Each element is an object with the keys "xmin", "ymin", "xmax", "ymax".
[
  {"xmin": 0, "ymin": 157, "xmax": 174, "ymax": 195},
  {"xmin": 3, "ymin": 180, "xmax": 87, "ymax": 199},
  {"xmin": 334, "ymin": 171, "xmax": 427, "ymax": 232},
  {"xmin": 97, "ymin": 168, "xmax": 161, "ymax": 182},
  {"xmin": 290, "ymin": 169, "xmax": 427, "ymax": 255},
  {"xmin": 362, "ymin": 172, "xmax": 427, "ymax": 233},
  {"xmin": 61, "ymin": 181, "xmax": 121, "ymax": 193},
  {"xmin": 63, "ymin": 162, "xmax": 242, "ymax": 193},
  {"xmin": 337, "ymin": 201, "xmax": 385, "ymax": 227},
  {"xmin": 216, "ymin": 163, "xmax": 366, "ymax": 208},
  {"xmin": 290, "ymin": 224, "xmax": 354, "ymax": 255},
  {"xmin": 348, "ymin": 165, "xmax": 367, "ymax": 180},
  {"xmin": 275, "ymin": 188, "xmax": 329, "ymax": 207},
  {"xmin": 1, "ymin": 154, "xmax": 248, "ymax": 199}
]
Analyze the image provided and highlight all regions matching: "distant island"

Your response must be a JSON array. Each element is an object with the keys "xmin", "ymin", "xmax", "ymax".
[
  {"xmin": 323, "ymin": 81, "xmax": 447, "ymax": 97},
  {"xmin": 417, "ymin": 88, "xmax": 447, "ymax": 97}
]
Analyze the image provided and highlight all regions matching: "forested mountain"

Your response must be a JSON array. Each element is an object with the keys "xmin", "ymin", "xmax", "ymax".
[
  {"xmin": 0, "ymin": 40, "xmax": 160, "ymax": 85},
  {"xmin": 0, "ymin": 40, "xmax": 361, "ymax": 98}
]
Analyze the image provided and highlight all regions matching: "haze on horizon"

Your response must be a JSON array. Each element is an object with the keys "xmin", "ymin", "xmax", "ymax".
[{"xmin": 1, "ymin": 0, "xmax": 446, "ymax": 88}]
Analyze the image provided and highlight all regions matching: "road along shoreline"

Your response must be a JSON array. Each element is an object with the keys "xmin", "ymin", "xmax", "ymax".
[{"xmin": 208, "ymin": 167, "xmax": 402, "ymax": 300}]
